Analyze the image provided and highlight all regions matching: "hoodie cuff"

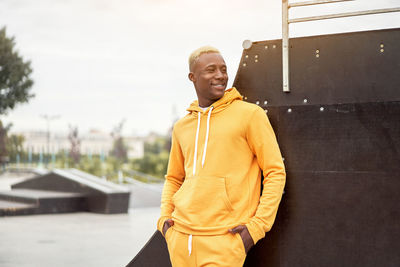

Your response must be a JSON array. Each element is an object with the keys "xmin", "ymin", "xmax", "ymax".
[
  {"xmin": 245, "ymin": 220, "xmax": 267, "ymax": 245},
  {"xmin": 157, "ymin": 216, "xmax": 170, "ymax": 236}
]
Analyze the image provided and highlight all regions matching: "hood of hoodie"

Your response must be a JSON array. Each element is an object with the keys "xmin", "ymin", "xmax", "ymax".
[{"xmin": 186, "ymin": 87, "xmax": 243, "ymax": 114}]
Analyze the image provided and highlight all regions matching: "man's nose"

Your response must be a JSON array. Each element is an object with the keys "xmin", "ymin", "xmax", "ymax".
[{"xmin": 215, "ymin": 69, "xmax": 225, "ymax": 79}]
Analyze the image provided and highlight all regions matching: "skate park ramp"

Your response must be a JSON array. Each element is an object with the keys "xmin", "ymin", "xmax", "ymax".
[{"xmin": 0, "ymin": 168, "xmax": 131, "ymax": 215}]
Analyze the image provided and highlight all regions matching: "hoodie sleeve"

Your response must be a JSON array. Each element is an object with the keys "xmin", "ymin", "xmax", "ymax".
[
  {"xmin": 157, "ymin": 128, "xmax": 186, "ymax": 235},
  {"xmin": 245, "ymin": 106, "xmax": 286, "ymax": 244}
]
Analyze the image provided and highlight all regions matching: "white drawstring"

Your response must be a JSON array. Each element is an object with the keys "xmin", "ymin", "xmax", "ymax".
[
  {"xmin": 201, "ymin": 106, "xmax": 213, "ymax": 167},
  {"xmin": 192, "ymin": 107, "xmax": 213, "ymax": 175},
  {"xmin": 188, "ymin": 234, "xmax": 193, "ymax": 256},
  {"xmin": 192, "ymin": 113, "xmax": 201, "ymax": 176}
]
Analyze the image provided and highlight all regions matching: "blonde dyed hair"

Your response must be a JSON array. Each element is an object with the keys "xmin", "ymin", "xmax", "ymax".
[{"xmin": 188, "ymin": 46, "xmax": 220, "ymax": 71}]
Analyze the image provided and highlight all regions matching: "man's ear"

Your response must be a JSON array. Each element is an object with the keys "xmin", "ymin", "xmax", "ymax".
[{"xmin": 188, "ymin": 72, "xmax": 195, "ymax": 82}]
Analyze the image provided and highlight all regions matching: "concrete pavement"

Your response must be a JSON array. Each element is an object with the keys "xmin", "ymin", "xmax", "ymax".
[
  {"xmin": 0, "ymin": 207, "xmax": 161, "ymax": 267},
  {"xmin": 0, "ymin": 170, "xmax": 163, "ymax": 267}
]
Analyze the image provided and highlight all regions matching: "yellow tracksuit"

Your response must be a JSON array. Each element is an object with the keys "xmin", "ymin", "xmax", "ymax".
[{"xmin": 158, "ymin": 88, "xmax": 286, "ymax": 266}]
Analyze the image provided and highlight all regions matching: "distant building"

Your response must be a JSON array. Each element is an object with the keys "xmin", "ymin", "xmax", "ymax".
[
  {"xmin": 17, "ymin": 129, "xmax": 144, "ymax": 159},
  {"xmin": 125, "ymin": 136, "xmax": 145, "ymax": 159}
]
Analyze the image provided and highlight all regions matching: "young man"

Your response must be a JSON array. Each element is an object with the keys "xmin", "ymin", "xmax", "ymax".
[{"xmin": 157, "ymin": 46, "xmax": 286, "ymax": 266}]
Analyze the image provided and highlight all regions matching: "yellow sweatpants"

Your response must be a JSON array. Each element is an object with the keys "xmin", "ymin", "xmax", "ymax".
[{"xmin": 165, "ymin": 227, "xmax": 247, "ymax": 267}]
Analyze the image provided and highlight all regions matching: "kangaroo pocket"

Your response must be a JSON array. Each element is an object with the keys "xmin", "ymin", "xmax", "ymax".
[{"xmin": 172, "ymin": 176, "xmax": 233, "ymax": 227}]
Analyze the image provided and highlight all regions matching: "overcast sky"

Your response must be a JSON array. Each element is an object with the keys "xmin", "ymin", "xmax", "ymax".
[{"xmin": 1, "ymin": 0, "xmax": 399, "ymax": 136}]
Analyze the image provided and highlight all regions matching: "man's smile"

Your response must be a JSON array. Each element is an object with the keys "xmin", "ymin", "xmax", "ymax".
[{"xmin": 211, "ymin": 83, "xmax": 226, "ymax": 89}]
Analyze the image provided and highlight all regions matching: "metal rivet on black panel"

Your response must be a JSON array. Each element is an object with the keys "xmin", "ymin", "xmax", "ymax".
[
  {"xmin": 265, "ymin": 109, "xmax": 268, "ymax": 113},
  {"xmin": 273, "ymin": 45, "xmax": 276, "ymax": 49},
  {"xmin": 255, "ymin": 59, "xmax": 258, "ymax": 63},
  {"xmin": 303, "ymin": 99, "xmax": 308, "ymax": 103},
  {"xmin": 265, "ymin": 45, "xmax": 268, "ymax": 49},
  {"xmin": 256, "ymin": 101, "xmax": 260, "ymax": 105},
  {"xmin": 380, "ymin": 49, "xmax": 384, "ymax": 53},
  {"xmin": 243, "ymin": 63, "xmax": 247, "ymax": 67},
  {"xmin": 245, "ymin": 55, "xmax": 249, "ymax": 58},
  {"xmin": 320, "ymin": 107, "xmax": 324, "ymax": 111},
  {"xmin": 264, "ymin": 100, "xmax": 268, "ymax": 105},
  {"xmin": 287, "ymin": 108, "xmax": 292, "ymax": 113}
]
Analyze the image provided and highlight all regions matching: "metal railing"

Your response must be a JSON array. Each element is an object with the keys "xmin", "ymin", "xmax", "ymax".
[{"xmin": 282, "ymin": 0, "xmax": 400, "ymax": 92}]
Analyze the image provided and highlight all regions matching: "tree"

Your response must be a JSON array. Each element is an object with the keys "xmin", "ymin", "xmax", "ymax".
[
  {"xmin": 110, "ymin": 119, "xmax": 128, "ymax": 162},
  {"xmin": 0, "ymin": 120, "xmax": 12, "ymax": 166},
  {"xmin": 68, "ymin": 125, "xmax": 81, "ymax": 165},
  {"xmin": 6, "ymin": 133, "xmax": 25, "ymax": 162},
  {"xmin": 0, "ymin": 27, "xmax": 34, "ymax": 114},
  {"xmin": 131, "ymin": 136, "xmax": 169, "ymax": 178},
  {"xmin": 79, "ymin": 156, "xmax": 102, "ymax": 177}
]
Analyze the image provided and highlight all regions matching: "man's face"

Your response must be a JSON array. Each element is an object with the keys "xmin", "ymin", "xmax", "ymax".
[{"xmin": 189, "ymin": 52, "xmax": 228, "ymax": 107}]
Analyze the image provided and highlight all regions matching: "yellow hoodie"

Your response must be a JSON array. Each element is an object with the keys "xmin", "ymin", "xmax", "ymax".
[{"xmin": 157, "ymin": 87, "xmax": 285, "ymax": 244}]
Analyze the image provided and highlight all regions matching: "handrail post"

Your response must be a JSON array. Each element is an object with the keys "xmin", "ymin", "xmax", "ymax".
[{"xmin": 282, "ymin": 0, "xmax": 290, "ymax": 92}]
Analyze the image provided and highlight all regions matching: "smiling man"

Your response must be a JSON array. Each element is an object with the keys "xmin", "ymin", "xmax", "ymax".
[{"xmin": 157, "ymin": 46, "xmax": 286, "ymax": 266}]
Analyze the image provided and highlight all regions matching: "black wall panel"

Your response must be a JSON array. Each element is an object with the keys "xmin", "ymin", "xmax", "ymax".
[{"xmin": 238, "ymin": 28, "xmax": 400, "ymax": 267}]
